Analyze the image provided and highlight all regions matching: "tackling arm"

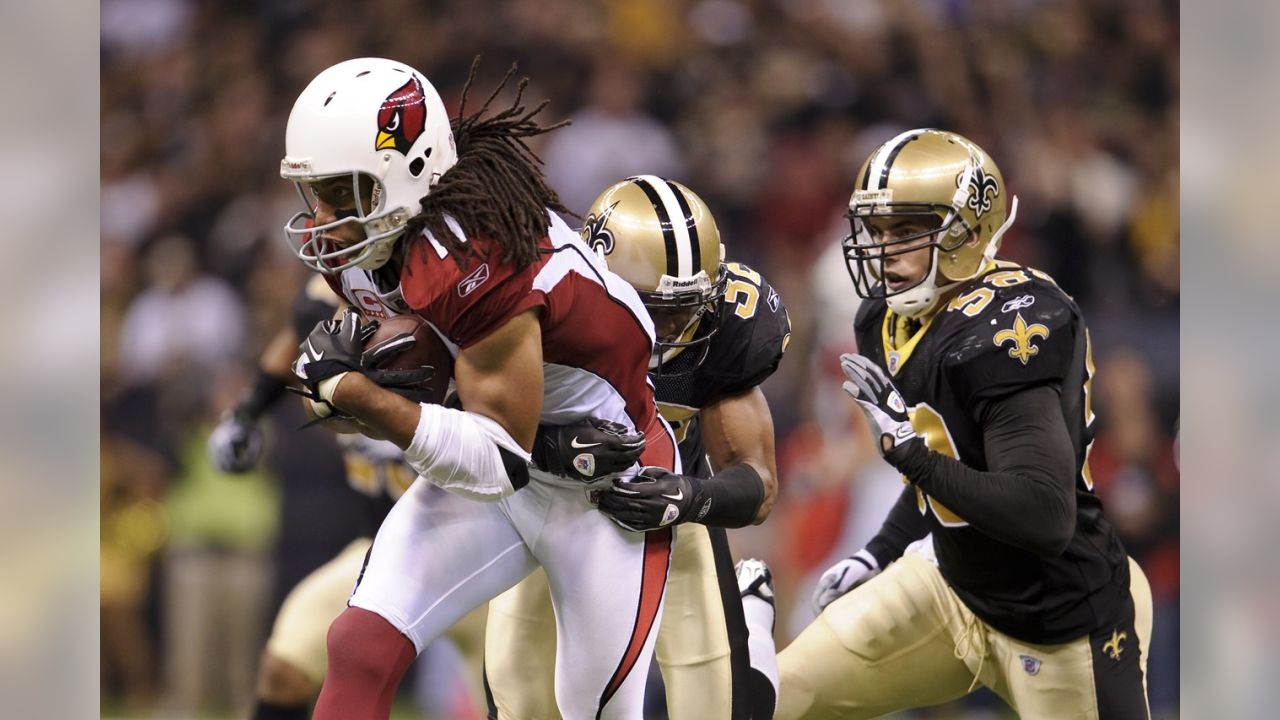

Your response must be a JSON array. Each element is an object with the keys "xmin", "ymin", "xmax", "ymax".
[
  {"xmin": 596, "ymin": 386, "xmax": 775, "ymax": 530},
  {"xmin": 700, "ymin": 386, "xmax": 779, "ymax": 525}
]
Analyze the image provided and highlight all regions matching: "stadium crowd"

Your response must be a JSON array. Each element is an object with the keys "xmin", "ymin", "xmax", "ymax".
[{"xmin": 100, "ymin": 0, "xmax": 1178, "ymax": 717}]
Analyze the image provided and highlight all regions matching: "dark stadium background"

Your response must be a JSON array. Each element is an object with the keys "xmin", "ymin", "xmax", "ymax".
[{"xmin": 100, "ymin": 0, "xmax": 1178, "ymax": 717}]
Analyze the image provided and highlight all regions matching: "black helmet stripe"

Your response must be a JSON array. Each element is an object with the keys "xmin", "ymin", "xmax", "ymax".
[
  {"xmin": 662, "ymin": 179, "xmax": 700, "ymax": 274},
  {"xmin": 629, "ymin": 175, "xmax": 681, "ymax": 277},
  {"xmin": 865, "ymin": 129, "xmax": 926, "ymax": 190}
]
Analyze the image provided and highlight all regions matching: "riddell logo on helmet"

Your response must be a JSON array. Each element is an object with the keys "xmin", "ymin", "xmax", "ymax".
[{"xmin": 375, "ymin": 77, "xmax": 427, "ymax": 154}]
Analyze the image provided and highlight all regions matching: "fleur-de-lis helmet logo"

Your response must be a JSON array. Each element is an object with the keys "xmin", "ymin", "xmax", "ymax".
[
  {"xmin": 583, "ymin": 201, "xmax": 619, "ymax": 255},
  {"xmin": 959, "ymin": 166, "xmax": 1001, "ymax": 219}
]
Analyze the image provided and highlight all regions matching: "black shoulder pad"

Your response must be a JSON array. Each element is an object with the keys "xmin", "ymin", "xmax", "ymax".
[
  {"xmin": 941, "ymin": 270, "xmax": 1081, "ymax": 405},
  {"xmin": 704, "ymin": 264, "xmax": 792, "ymax": 397}
]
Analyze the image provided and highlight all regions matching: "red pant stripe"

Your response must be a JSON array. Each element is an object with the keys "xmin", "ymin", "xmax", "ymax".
[{"xmin": 596, "ymin": 528, "xmax": 672, "ymax": 717}]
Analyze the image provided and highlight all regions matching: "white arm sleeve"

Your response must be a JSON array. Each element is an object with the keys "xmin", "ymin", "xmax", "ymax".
[{"xmin": 403, "ymin": 402, "xmax": 532, "ymax": 501}]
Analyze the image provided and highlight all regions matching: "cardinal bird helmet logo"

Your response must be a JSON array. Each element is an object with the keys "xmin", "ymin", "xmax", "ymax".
[{"xmin": 375, "ymin": 77, "xmax": 428, "ymax": 154}]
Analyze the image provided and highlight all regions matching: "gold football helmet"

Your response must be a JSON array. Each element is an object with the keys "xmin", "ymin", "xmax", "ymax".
[
  {"xmin": 843, "ymin": 128, "xmax": 1019, "ymax": 317},
  {"xmin": 582, "ymin": 176, "xmax": 727, "ymax": 371}
]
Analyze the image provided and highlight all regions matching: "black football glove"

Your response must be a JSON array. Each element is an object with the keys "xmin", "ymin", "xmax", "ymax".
[
  {"xmin": 360, "ymin": 332, "xmax": 439, "ymax": 404},
  {"xmin": 291, "ymin": 308, "xmax": 436, "ymax": 413},
  {"xmin": 533, "ymin": 418, "xmax": 646, "ymax": 482},
  {"xmin": 597, "ymin": 466, "xmax": 707, "ymax": 532},
  {"xmin": 207, "ymin": 409, "xmax": 264, "ymax": 473},
  {"xmin": 839, "ymin": 352, "xmax": 922, "ymax": 463},
  {"xmin": 292, "ymin": 308, "xmax": 376, "ymax": 405}
]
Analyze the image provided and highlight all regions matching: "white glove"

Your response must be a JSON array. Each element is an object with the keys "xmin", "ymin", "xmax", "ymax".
[
  {"xmin": 812, "ymin": 549, "xmax": 880, "ymax": 613},
  {"xmin": 840, "ymin": 353, "xmax": 918, "ymax": 457},
  {"xmin": 208, "ymin": 410, "xmax": 264, "ymax": 474}
]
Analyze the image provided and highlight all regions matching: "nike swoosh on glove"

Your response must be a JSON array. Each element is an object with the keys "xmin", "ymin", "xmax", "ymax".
[
  {"xmin": 597, "ymin": 466, "xmax": 704, "ymax": 532},
  {"xmin": 533, "ymin": 418, "xmax": 646, "ymax": 482},
  {"xmin": 811, "ymin": 549, "xmax": 879, "ymax": 612},
  {"xmin": 839, "ymin": 352, "xmax": 922, "ymax": 460},
  {"xmin": 292, "ymin": 308, "xmax": 377, "ymax": 404}
]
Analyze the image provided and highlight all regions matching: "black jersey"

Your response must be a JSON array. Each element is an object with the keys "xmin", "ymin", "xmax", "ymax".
[
  {"xmin": 854, "ymin": 261, "xmax": 1129, "ymax": 643},
  {"xmin": 652, "ymin": 263, "xmax": 791, "ymax": 476},
  {"xmin": 291, "ymin": 276, "xmax": 403, "ymax": 536}
]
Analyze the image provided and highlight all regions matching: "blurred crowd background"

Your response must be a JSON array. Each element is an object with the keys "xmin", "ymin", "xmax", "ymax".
[{"xmin": 100, "ymin": 0, "xmax": 1178, "ymax": 717}]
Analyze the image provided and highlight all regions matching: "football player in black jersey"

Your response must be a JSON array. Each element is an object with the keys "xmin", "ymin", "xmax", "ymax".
[
  {"xmin": 738, "ymin": 129, "xmax": 1152, "ymax": 719},
  {"xmin": 208, "ymin": 276, "xmax": 646, "ymax": 720},
  {"xmin": 486, "ymin": 176, "xmax": 790, "ymax": 719}
]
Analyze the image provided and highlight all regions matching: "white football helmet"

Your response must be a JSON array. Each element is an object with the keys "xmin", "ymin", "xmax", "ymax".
[{"xmin": 281, "ymin": 58, "xmax": 458, "ymax": 273}]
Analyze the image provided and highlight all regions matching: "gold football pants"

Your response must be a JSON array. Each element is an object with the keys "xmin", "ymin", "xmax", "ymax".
[{"xmin": 776, "ymin": 553, "xmax": 1152, "ymax": 720}]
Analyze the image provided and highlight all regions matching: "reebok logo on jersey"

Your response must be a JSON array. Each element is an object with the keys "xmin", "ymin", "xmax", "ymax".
[
  {"xmin": 457, "ymin": 263, "xmax": 491, "ymax": 297},
  {"xmin": 1001, "ymin": 294, "xmax": 1036, "ymax": 313}
]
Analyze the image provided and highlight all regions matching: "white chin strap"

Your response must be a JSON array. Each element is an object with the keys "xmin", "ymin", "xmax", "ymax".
[{"xmin": 886, "ymin": 256, "xmax": 954, "ymax": 318}]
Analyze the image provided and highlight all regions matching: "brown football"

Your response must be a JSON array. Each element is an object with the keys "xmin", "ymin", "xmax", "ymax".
[
  {"xmin": 306, "ymin": 314, "xmax": 453, "ymax": 437},
  {"xmin": 363, "ymin": 314, "xmax": 453, "ymax": 405}
]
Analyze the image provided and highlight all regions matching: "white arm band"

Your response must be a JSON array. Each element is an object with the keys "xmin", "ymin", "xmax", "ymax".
[{"xmin": 403, "ymin": 403, "xmax": 532, "ymax": 501}]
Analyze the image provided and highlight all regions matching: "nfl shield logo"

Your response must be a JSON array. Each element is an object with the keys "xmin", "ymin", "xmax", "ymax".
[
  {"xmin": 887, "ymin": 351, "xmax": 901, "ymax": 375},
  {"xmin": 1020, "ymin": 654, "xmax": 1041, "ymax": 676},
  {"xmin": 573, "ymin": 453, "xmax": 596, "ymax": 478}
]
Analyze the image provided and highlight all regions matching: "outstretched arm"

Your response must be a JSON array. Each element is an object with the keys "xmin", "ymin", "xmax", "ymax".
[{"xmin": 700, "ymin": 386, "xmax": 779, "ymax": 525}]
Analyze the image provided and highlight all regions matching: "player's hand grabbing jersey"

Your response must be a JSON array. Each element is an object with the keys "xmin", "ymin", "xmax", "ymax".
[
  {"xmin": 853, "ymin": 261, "xmax": 1129, "ymax": 643},
  {"xmin": 654, "ymin": 262, "xmax": 791, "ymax": 475}
]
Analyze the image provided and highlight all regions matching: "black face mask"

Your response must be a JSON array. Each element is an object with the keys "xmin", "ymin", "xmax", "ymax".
[{"xmin": 646, "ymin": 298, "xmax": 726, "ymax": 380}]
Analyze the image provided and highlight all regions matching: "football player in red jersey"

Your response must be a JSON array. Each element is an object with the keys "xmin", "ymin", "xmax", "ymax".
[
  {"xmin": 279, "ymin": 57, "xmax": 680, "ymax": 720},
  {"xmin": 737, "ymin": 129, "xmax": 1153, "ymax": 719},
  {"xmin": 208, "ymin": 276, "xmax": 646, "ymax": 720}
]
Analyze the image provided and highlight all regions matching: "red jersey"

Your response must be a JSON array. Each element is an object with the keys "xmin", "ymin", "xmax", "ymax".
[{"xmin": 328, "ymin": 213, "xmax": 675, "ymax": 471}]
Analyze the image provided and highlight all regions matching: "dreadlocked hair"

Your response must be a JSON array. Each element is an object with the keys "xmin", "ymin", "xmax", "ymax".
[{"xmin": 406, "ymin": 59, "xmax": 570, "ymax": 270}]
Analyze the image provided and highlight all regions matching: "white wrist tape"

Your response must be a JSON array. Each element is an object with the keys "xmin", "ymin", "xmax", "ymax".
[
  {"xmin": 317, "ymin": 372, "xmax": 351, "ymax": 404},
  {"xmin": 404, "ymin": 403, "xmax": 531, "ymax": 501}
]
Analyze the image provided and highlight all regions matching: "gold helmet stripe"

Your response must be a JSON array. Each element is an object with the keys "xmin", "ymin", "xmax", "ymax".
[
  {"xmin": 630, "ymin": 175, "xmax": 697, "ymax": 278},
  {"xmin": 863, "ymin": 128, "xmax": 925, "ymax": 190}
]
